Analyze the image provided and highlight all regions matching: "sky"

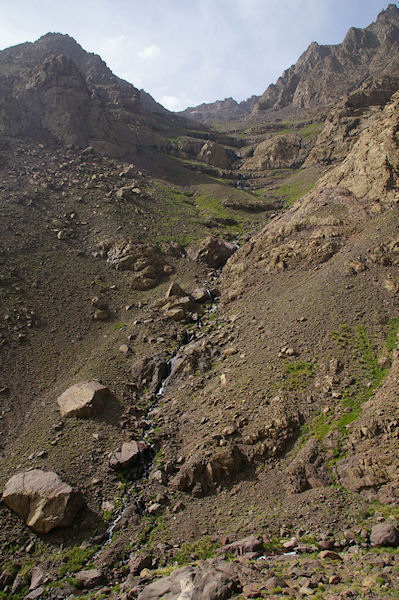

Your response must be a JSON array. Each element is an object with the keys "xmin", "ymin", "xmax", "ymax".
[{"xmin": 0, "ymin": 0, "xmax": 393, "ymax": 111}]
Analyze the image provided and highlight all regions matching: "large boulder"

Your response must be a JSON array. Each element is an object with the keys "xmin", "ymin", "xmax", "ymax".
[
  {"xmin": 108, "ymin": 440, "xmax": 150, "ymax": 471},
  {"xmin": 137, "ymin": 561, "xmax": 240, "ymax": 600},
  {"xmin": 2, "ymin": 470, "xmax": 83, "ymax": 534},
  {"xmin": 57, "ymin": 380, "xmax": 112, "ymax": 418},
  {"xmin": 189, "ymin": 237, "xmax": 237, "ymax": 269},
  {"xmin": 370, "ymin": 522, "xmax": 399, "ymax": 547}
]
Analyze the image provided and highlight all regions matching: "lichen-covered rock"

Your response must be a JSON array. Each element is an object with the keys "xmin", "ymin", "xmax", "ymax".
[
  {"xmin": 2, "ymin": 470, "xmax": 83, "ymax": 533},
  {"xmin": 57, "ymin": 380, "xmax": 112, "ymax": 418}
]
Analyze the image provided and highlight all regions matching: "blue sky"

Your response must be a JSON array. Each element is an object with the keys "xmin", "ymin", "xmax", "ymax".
[{"xmin": 0, "ymin": 0, "xmax": 392, "ymax": 110}]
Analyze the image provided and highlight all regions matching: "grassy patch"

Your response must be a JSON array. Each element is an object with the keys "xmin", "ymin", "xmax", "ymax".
[
  {"xmin": 56, "ymin": 546, "xmax": 98, "ymax": 577},
  {"xmin": 175, "ymin": 536, "xmax": 220, "ymax": 564},
  {"xmin": 298, "ymin": 320, "xmax": 398, "ymax": 453},
  {"xmin": 274, "ymin": 175, "xmax": 317, "ymax": 207},
  {"xmin": 297, "ymin": 121, "xmax": 324, "ymax": 139},
  {"xmin": 283, "ymin": 360, "xmax": 315, "ymax": 390}
]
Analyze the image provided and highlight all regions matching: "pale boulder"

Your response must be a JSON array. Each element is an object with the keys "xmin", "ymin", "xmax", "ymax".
[
  {"xmin": 2, "ymin": 470, "xmax": 83, "ymax": 534},
  {"xmin": 57, "ymin": 381, "xmax": 112, "ymax": 418}
]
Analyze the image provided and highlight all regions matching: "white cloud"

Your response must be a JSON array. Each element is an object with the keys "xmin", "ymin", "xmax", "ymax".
[
  {"xmin": 161, "ymin": 94, "xmax": 209, "ymax": 111},
  {"xmin": 138, "ymin": 45, "xmax": 161, "ymax": 59}
]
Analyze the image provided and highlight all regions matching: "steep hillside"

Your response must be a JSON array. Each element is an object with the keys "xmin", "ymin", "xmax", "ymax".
[{"xmin": 1, "ymin": 10, "xmax": 399, "ymax": 600}]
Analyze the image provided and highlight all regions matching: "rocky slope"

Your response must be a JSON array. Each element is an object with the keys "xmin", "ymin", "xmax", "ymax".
[{"xmin": 1, "ymin": 9, "xmax": 399, "ymax": 600}]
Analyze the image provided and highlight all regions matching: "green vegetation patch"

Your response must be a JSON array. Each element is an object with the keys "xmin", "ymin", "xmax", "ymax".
[
  {"xmin": 283, "ymin": 360, "xmax": 315, "ymax": 390},
  {"xmin": 56, "ymin": 545, "xmax": 98, "ymax": 577},
  {"xmin": 298, "ymin": 319, "xmax": 399, "ymax": 455},
  {"xmin": 274, "ymin": 173, "xmax": 317, "ymax": 207},
  {"xmin": 175, "ymin": 536, "xmax": 220, "ymax": 564}
]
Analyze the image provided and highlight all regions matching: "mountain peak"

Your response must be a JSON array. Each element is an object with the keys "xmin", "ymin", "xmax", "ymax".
[{"xmin": 376, "ymin": 3, "xmax": 399, "ymax": 22}]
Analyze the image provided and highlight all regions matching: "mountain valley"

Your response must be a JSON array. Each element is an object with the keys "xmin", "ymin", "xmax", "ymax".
[{"xmin": 1, "ymin": 6, "xmax": 399, "ymax": 600}]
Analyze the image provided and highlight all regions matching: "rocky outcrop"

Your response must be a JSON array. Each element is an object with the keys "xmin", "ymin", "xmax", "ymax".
[
  {"xmin": 370, "ymin": 522, "xmax": 399, "ymax": 547},
  {"xmin": 286, "ymin": 439, "xmax": 333, "ymax": 493},
  {"xmin": 104, "ymin": 241, "xmax": 173, "ymax": 290},
  {"xmin": 305, "ymin": 77, "xmax": 399, "ymax": 167},
  {"xmin": 167, "ymin": 138, "xmax": 235, "ymax": 169},
  {"xmin": 222, "ymin": 186, "xmax": 374, "ymax": 302},
  {"xmin": 2, "ymin": 470, "xmax": 83, "ymax": 533},
  {"xmin": 198, "ymin": 141, "xmax": 234, "ymax": 169},
  {"xmin": 189, "ymin": 237, "xmax": 237, "ymax": 269},
  {"xmin": 172, "ymin": 446, "xmax": 246, "ymax": 496},
  {"xmin": 130, "ymin": 355, "xmax": 169, "ymax": 394},
  {"xmin": 253, "ymin": 5, "xmax": 399, "ymax": 114},
  {"xmin": 57, "ymin": 380, "xmax": 112, "ymax": 418},
  {"xmin": 316, "ymin": 89, "xmax": 399, "ymax": 202},
  {"xmin": 241, "ymin": 133, "xmax": 304, "ymax": 171}
]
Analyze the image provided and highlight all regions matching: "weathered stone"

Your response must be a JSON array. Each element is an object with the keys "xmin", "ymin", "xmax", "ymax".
[
  {"xmin": 137, "ymin": 561, "xmax": 240, "ymax": 600},
  {"xmin": 172, "ymin": 446, "xmax": 246, "ymax": 496},
  {"xmin": 147, "ymin": 502, "xmax": 162, "ymax": 516},
  {"xmin": 91, "ymin": 296, "xmax": 108, "ymax": 310},
  {"xmin": 93, "ymin": 308, "xmax": 110, "ymax": 321},
  {"xmin": 108, "ymin": 440, "xmax": 149, "ymax": 470},
  {"xmin": 219, "ymin": 536, "xmax": 263, "ymax": 556},
  {"xmin": 189, "ymin": 237, "xmax": 237, "ymax": 269},
  {"xmin": 57, "ymin": 381, "xmax": 112, "ymax": 418},
  {"xmin": 29, "ymin": 566, "xmax": 46, "ymax": 590},
  {"xmin": 129, "ymin": 552, "xmax": 153, "ymax": 575},
  {"xmin": 264, "ymin": 576, "xmax": 288, "ymax": 590},
  {"xmin": 318, "ymin": 550, "xmax": 342, "ymax": 561},
  {"xmin": 130, "ymin": 355, "xmax": 168, "ymax": 394},
  {"xmin": 370, "ymin": 522, "xmax": 399, "ymax": 547},
  {"xmin": 2, "ymin": 470, "xmax": 83, "ymax": 534},
  {"xmin": 191, "ymin": 287, "xmax": 212, "ymax": 303},
  {"xmin": 75, "ymin": 568, "xmax": 104, "ymax": 588}
]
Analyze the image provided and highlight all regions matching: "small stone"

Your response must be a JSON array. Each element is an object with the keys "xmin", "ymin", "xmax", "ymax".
[
  {"xmin": 119, "ymin": 344, "xmax": 129, "ymax": 354},
  {"xmin": 318, "ymin": 550, "xmax": 342, "ymax": 561},
  {"xmin": 147, "ymin": 502, "xmax": 162, "ymax": 516}
]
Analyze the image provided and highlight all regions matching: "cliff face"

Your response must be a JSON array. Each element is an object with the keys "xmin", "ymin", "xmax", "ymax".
[
  {"xmin": 252, "ymin": 4, "xmax": 399, "ymax": 114},
  {"xmin": 0, "ymin": 33, "xmax": 176, "ymax": 156}
]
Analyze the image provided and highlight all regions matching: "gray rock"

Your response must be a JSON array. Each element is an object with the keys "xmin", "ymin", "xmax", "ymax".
[
  {"xmin": 129, "ymin": 552, "xmax": 153, "ymax": 575},
  {"xmin": 188, "ymin": 237, "xmax": 237, "ymax": 269},
  {"xmin": 219, "ymin": 535, "xmax": 263, "ymax": 556}
]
